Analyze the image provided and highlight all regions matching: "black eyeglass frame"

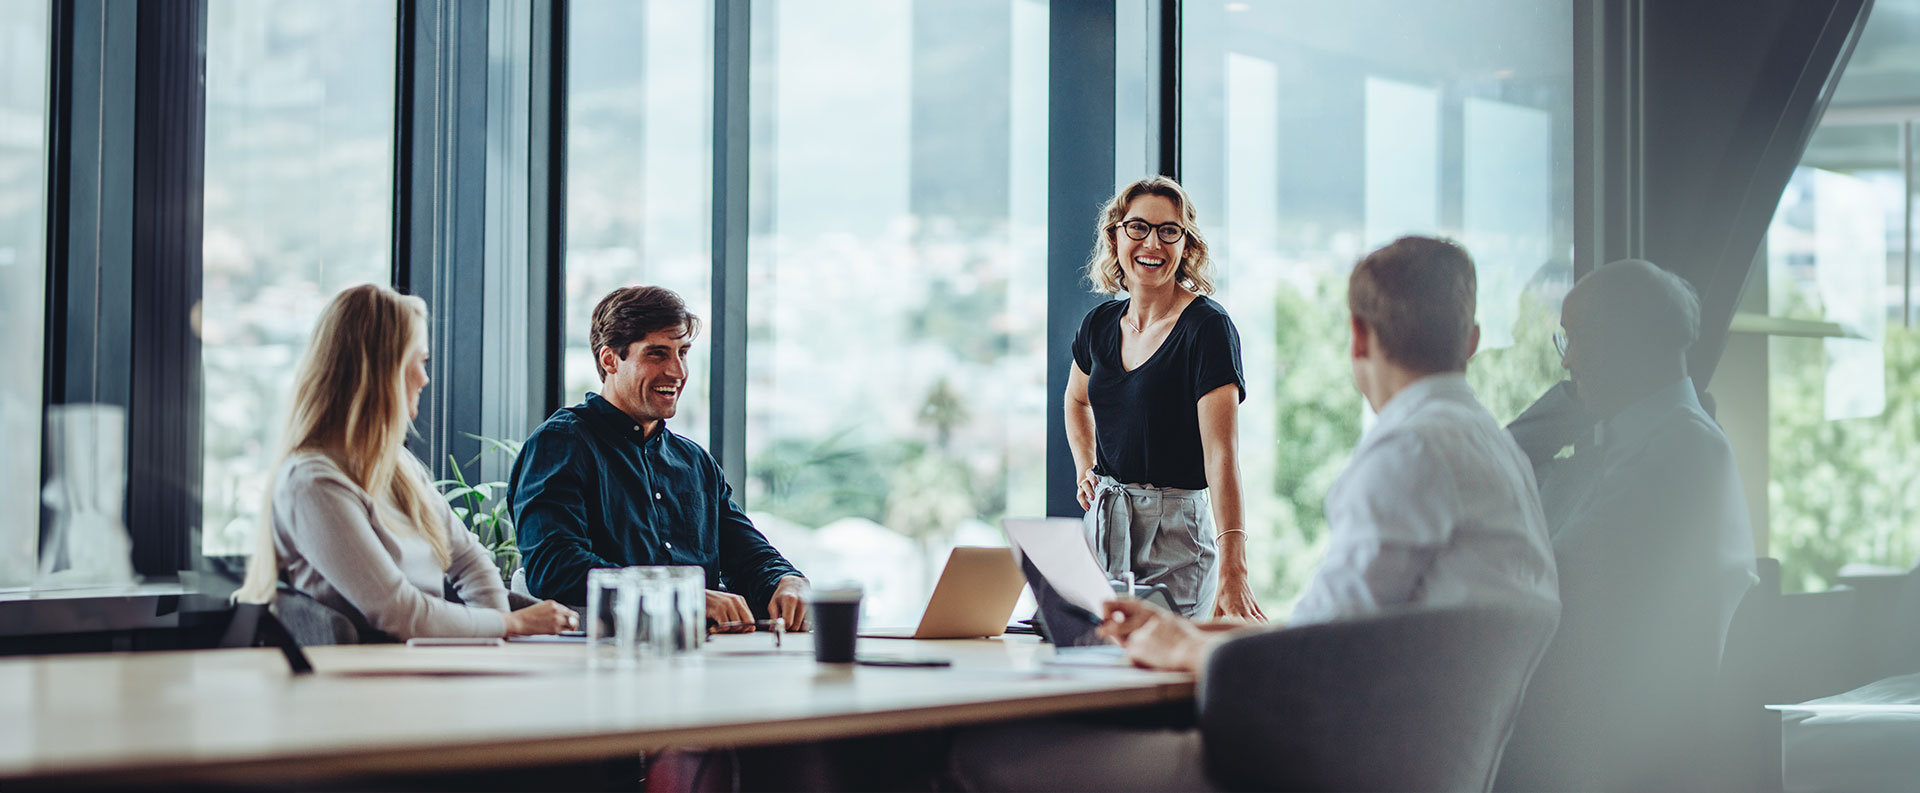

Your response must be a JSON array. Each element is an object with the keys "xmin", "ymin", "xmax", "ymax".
[{"xmin": 1111, "ymin": 219, "xmax": 1188, "ymax": 245}]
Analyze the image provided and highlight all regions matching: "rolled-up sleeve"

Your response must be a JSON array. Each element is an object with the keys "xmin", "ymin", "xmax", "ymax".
[
  {"xmin": 713, "ymin": 473, "xmax": 802, "ymax": 615},
  {"xmin": 512, "ymin": 423, "xmax": 619, "ymax": 606}
]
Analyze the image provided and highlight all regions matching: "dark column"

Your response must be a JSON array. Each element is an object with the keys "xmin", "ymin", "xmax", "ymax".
[
  {"xmin": 1047, "ymin": 3, "xmax": 1118, "ymax": 518},
  {"xmin": 127, "ymin": 0, "xmax": 207, "ymax": 575}
]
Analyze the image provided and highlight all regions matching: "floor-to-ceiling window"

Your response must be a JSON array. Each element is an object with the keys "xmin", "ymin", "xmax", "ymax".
[
  {"xmin": 1180, "ymin": 1, "xmax": 1576, "ymax": 612},
  {"xmin": 744, "ymin": 0, "xmax": 1049, "ymax": 625},
  {"xmin": 1762, "ymin": 0, "xmax": 1920, "ymax": 591},
  {"xmin": 563, "ymin": 0, "xmax": 715, "ymax": 448},
  {"xmin": 200, "ymin": 0, "xmax": 397, "ymax": 554},
  {"xmin": 0, "ymin": 0, "xmax": 50, "ymax": 587}
]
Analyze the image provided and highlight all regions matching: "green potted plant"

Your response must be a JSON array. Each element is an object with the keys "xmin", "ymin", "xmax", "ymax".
[{"xmin": 435, "ymin": 434, "xmax": 522, "ymax": 584}]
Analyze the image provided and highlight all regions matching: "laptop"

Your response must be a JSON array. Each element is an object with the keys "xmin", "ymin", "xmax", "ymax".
[{"xmin": 859, "ymin": 546, "xmax": 1027, "ymax": 639}]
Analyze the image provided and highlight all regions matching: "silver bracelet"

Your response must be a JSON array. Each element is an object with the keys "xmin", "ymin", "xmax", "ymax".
[{"xmin": 1215, "ymin": 528, "xmax": 1246, "ymax": 541}]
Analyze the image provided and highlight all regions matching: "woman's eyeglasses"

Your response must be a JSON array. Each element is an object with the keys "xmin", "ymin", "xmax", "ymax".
[{"xmin": 1112, "ymin": 219, "xmax": 1187, "ymax": 245}]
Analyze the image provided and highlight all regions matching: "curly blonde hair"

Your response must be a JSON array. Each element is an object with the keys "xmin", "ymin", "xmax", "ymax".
[{"xmin": 1086, "ymin": 176, "xmax": 1216, "ymax": 295}]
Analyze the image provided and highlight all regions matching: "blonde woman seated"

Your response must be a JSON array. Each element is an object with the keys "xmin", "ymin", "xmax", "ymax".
[{"xmin": 235, "ymin": 284, "xmax": 576, "ymax": 640}]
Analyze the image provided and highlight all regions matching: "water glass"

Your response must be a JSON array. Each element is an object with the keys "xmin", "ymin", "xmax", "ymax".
[
  {"xmin": 665, "ymin": 566, "xmax": 706, "ymax": 653},
  {"xmin": 584, "ymin": 567, "xmax": 629, "ymax": 667},
  {"xmin": 587, "ymin": 566, "xmax": 707, "ymax": 666}
]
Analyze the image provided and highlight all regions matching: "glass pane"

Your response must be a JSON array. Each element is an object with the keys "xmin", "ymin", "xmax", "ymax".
[
  {"xmin": 564, "ymin": 0, "xmax": 714, "ymax": 448},
  {"xmin": 201, "ymin": 0, "xmax": 397, "ymax": 555},
  {"xmin": 1765, "ymin": 123, "xmax": 1909, "ymax": 591},
  {"xmin": 746, "ymin": 0, "xmax": 1049, "ymax": 626},
  {"xmin": 1181, "ymin": 1, "xmax": 1576, "ymax": 611},
  {"xmin": 1829, "ymin": 0, "xmax": 1920, "ymax": 108},
  {"xmin": 0, "ymin": 1, "xmax": 50, "ymax": 587}
]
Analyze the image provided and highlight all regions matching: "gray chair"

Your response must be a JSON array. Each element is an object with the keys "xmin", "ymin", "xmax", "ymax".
[
  {"xmin": 1199, "ymin": 603, "xmax": 1558, "ymax": 792},
  {"xmin": 270, "ymin": 583, "xmax": 365, "ymax": 646}
]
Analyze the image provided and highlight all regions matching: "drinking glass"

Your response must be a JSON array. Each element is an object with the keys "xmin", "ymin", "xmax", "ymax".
[
  {"xmin": 585, "ymin": 567, "xmax": 629, "ymax": 667},
  {"xmin": 665, "ymin": 566, "xmax": 706, "ymax": 654}
]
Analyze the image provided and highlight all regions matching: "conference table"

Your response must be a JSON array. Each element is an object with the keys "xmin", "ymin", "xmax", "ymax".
[{"xmin": 0, "ymin": 633, "xmax": 1194, "ymax": 789}]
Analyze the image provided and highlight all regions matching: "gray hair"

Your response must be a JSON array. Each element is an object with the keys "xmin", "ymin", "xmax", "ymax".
[{"xmin": 1571, "ymin": 258, "xmax": 1701, "ymax": 353}]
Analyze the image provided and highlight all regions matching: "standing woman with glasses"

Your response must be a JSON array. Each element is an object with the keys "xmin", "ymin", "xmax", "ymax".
[
  {"xmin": 1066, "ymin": 176, "xmax": 1264, "ymax": 620},
  {"xmin": 234, "ymin": 284, "xmax": 576, "ymax": 640}
]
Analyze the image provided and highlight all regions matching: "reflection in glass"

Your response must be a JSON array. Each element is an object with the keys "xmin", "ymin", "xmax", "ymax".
[
  {"xmin": 201, "ymin": 0, "xmax": 397, "ymax": 555},
  {"xmin": 746, "ymin": 0, "xmax": 1049, "ymax": 627},
  {"xmin": 1182, "ymin": 0, "xmax": 1575, "ymax": 610},
  {"xmin": 0, "ymin": 0, "xmax": 49, "ymax": 587},
  {"xmin": 564, "ymin": 0, "xmax": 714, "ymax": 447},
  {"xmin": 1765, "ymin": 120, "xmax": 1913, "ymax": 590},
  {"xmin": 39, "ymin": 405, "xmax": 136, "ymax": 589}
]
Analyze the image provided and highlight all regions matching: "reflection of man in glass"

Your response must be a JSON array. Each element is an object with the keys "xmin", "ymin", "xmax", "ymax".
[
  {"xmin": 1498, "ymin": 259, "xmax": 1755, "ymax": 791},
  {"xmin": 511, "ymin": 286, "xmax": 810, "ymax": 630}
]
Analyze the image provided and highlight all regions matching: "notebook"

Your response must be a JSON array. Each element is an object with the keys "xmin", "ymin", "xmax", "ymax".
[{"xmin": 858, "ymin": 546, "xmax": 1027, "ymax": 639}]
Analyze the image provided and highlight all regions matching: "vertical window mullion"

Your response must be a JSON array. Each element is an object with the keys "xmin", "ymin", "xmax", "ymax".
[{"xmin": 711, "ymin": 0, "xmax": 749, "ymax": 492}]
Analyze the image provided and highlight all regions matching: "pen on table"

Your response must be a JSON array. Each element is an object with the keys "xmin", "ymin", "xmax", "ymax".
[{"xmin": 709, "ymin": 618, "xmax": 786, "ymax": 646}]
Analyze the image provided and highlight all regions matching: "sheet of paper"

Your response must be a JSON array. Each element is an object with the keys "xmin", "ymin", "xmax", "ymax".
[
  {"xmin": 1767, "ymin": 704, "xmax": 1920, "ymax": 714},
  {"xmin": 1002, "ymin": 517, "xmax": 1114, "ymax": 615}
]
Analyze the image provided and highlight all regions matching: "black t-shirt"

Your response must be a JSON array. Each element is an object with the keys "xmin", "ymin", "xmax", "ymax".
[{"xmin": 1071, "ymin": 296, "xmax": 1246, "ymax": 490}]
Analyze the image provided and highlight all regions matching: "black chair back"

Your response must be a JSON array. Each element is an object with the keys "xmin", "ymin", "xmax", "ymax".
[
  {"xmin": 217, "ymin": 602, "xmax": 314, "ymax": 675},
  {"xmin": 1199, "ymin": 603, "xmax": 1558, "ymax": 792}
]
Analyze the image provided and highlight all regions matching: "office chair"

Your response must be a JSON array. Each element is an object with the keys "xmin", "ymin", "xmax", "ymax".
[
  {"xmin": 1198, "ymin": 603, "xmax": 1557, "ymax": 792},
  {"xmin": 216, "ymin": 601, "xmax": 315, "ymax": 675}
]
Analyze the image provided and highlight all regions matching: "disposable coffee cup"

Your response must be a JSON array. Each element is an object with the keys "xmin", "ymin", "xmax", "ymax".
[{"xmin": 809, "ymin": 585, "xmax": 864, "ymax": 663}]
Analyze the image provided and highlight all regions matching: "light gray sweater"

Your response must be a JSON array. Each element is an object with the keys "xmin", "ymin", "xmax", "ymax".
[{"xmin": 273, "ymin": 452, "xmax": 510, "ymax": 639}]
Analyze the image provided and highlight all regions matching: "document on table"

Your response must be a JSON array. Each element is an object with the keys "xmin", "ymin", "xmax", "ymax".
[{"xmin": 1003, "ymin": 517, "xmax": 1113, "ymax": 615}]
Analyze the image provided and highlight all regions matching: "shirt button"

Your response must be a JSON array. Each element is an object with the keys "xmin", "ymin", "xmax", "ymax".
[
  {"xmin": 654, "ymin": 492, "xmax": 663, "ymax": 500},
  {"xmin": 633, "ymin": 425, "xmax": 640, "ymax": 432},
  {"xmin": 665, "ymin": 542, "xmax": 673, "ymax": 549}
]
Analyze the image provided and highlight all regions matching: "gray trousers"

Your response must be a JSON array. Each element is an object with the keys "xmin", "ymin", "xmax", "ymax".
[{"xmin": 1086, "ymin": 475, "xmax": 1218, "ymax": 617}]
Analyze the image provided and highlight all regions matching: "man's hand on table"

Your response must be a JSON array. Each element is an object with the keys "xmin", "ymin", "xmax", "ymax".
[
  {"xmin": 706, "ymin": 589, "xmax": 755, "ymax": 632},
  {"xmin": 767, "ymin": 575, "xmax": 810, "ymax": 632},
  {"xmin": 1098, "ymin": 598, "xmax": 1224, "ymax": 673}
]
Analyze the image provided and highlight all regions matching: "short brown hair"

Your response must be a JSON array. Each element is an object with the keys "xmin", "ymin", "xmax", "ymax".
[
  {"xmin": 1086, "ymin": 176, "xmax": 1216, "ymax": 296},
  {"xmin": 589, "ymin": 286, "xmax": 703, "ymax": 381},
  {"xmin": 1348, "ymin": 236, "xmax": 1477, "ymax": 374}
]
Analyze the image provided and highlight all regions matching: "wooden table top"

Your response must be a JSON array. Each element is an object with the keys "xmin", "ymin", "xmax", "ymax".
[{"xmin": 0, "ymin": 633, "xmax": 1192, "ymax": 788}]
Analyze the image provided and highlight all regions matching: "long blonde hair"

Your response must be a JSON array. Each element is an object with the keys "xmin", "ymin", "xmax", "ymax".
[
  {"xmin": 234, "ymin": 284, "xmax": 448, "ymax": 603},
  {"xmin": 1086, "ymin": 176, "xmax": 1217, "ymax": 296}
]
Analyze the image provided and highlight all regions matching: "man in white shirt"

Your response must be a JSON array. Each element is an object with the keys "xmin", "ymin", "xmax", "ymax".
[
  {"xmin": 1100, "ymin": 235, "xmax": 1559, "ymax": 670},
  {"xmin": 1495, "ymin": 259, "xmax": 1755, "ymax": 792},
  {"xmin": 949, "ymin": 237, "xmax": 1559, "ymax": 792}
]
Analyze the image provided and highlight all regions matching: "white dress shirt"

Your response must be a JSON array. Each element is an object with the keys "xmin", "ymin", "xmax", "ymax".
[{"xmin": 1290, "ymin": 373, "xmax": 1559, "ymax": 625}]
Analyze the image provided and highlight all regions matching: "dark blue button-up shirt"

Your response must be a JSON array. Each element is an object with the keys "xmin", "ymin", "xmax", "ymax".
[{"xmin": 510, "ymin": 393, "xmax": 801, "ymax": 609}]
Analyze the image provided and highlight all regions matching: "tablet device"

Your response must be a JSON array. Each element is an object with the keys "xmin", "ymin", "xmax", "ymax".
[{"xmin": 1020, "ymin": 553, "xmax": 1107, "ymax": 647}]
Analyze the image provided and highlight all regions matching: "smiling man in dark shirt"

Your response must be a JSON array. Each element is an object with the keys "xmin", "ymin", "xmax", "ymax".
[{"xmin": 510, "ymin": 285, "xmax": 808, "ymax": 629}]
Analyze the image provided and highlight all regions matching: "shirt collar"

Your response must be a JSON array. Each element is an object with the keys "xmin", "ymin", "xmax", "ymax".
[
  {"xmin": 1595, "ymin": 376, "xmax": 1697, "ymax": 454},
  {"xmin": 580, "ymin": 392, "xmax": 671, "ymax": 446},
  {"xmin": 1372, "ymin": 372, "xmax": 1475, "ymax": 432}
]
